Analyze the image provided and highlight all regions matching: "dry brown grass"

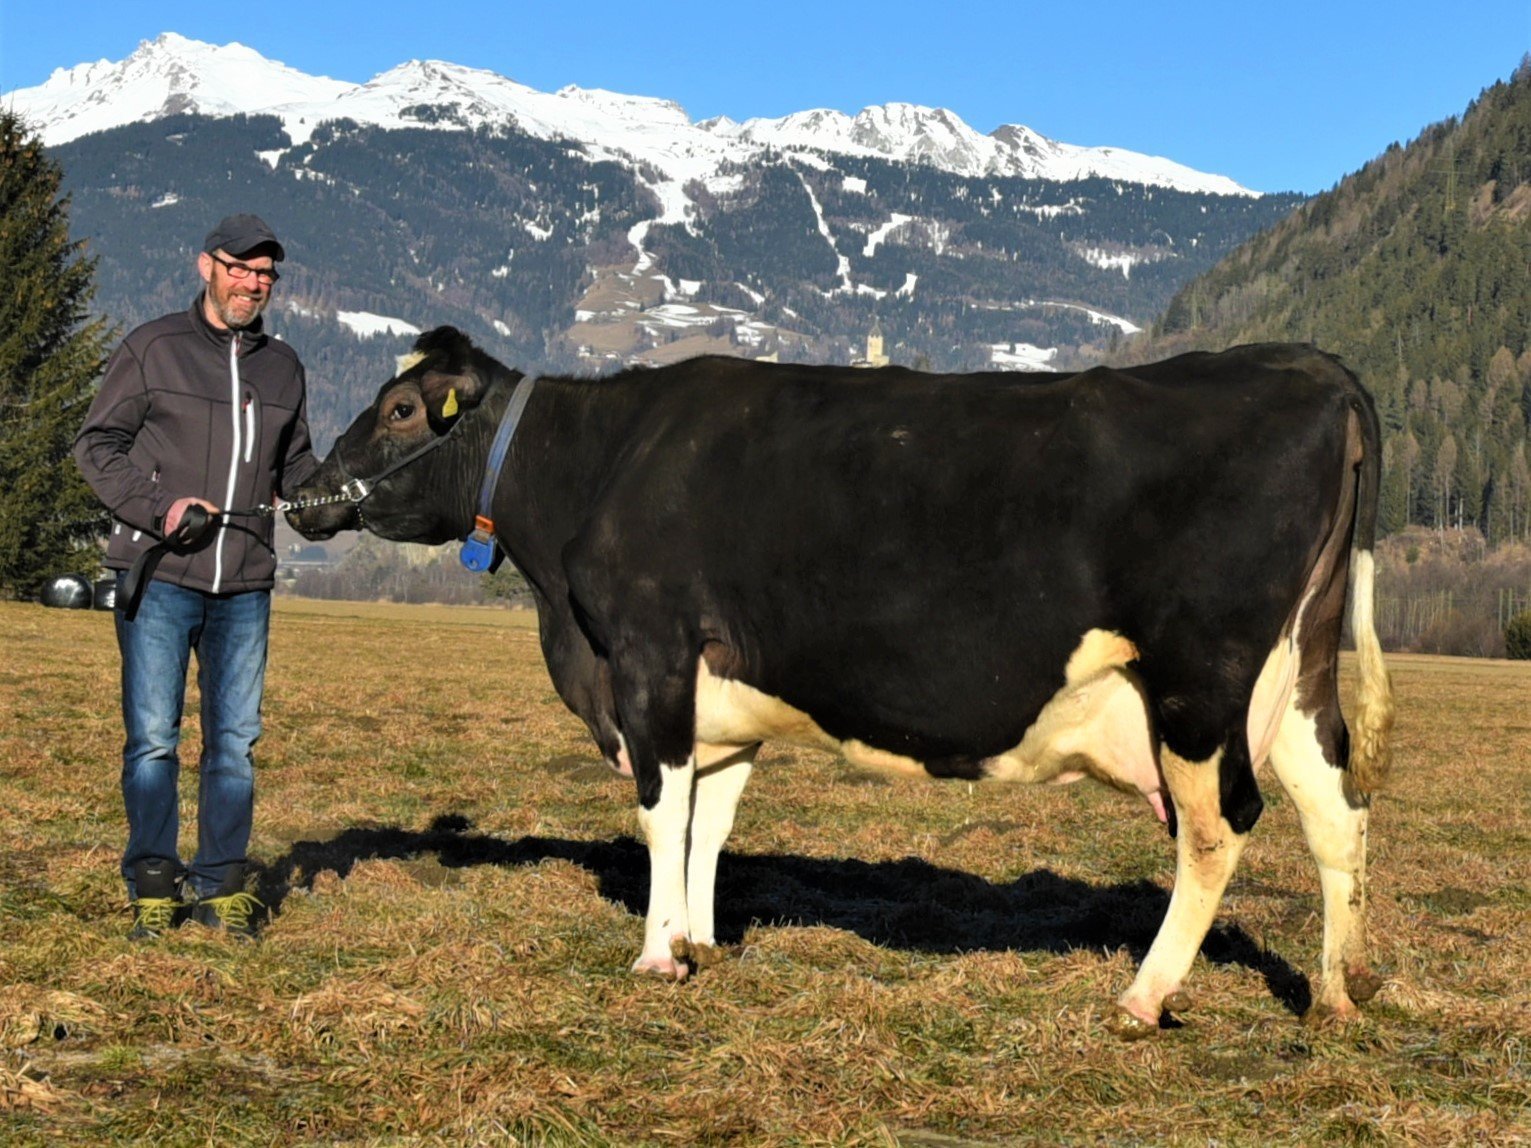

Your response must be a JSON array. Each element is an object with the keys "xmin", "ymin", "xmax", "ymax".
[{"xmin": 0, "ymin": 600, "xmax": 1527, "ymax": 1146}]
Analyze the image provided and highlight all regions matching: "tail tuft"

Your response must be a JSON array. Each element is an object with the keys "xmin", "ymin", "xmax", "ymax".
[{"xmin": 1346, "ymin": 549, "xmax": 1394, "ymax": 803}]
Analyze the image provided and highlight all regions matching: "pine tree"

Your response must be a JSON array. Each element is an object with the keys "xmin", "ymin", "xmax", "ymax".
[
  {"xmin": 1379, "ymin": 437, "xmax": 1411, "ymax": 534},
  {"xmin": 0, "ymin": 111, "xmax": 114, "ymax": 598}
]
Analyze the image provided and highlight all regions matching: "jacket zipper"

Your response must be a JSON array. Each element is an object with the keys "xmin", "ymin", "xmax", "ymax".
[{"xmin": 214, "ymin": 334, "xmax": 243, "ymax": 593}]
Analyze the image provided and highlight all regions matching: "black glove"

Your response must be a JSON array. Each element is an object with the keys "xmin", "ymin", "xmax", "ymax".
[
  {"xmin": 171, "ymin": 503, "xmax": 216, "ymax": 549},
  {"xmin": 121, "ymin": 504, "xmax": 221, "ymax": 621}
]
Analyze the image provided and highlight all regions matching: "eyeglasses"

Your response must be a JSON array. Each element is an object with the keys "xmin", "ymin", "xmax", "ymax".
[{"xmin": 209, "ymin": 252, "xmax": 280, "ymax": 284}]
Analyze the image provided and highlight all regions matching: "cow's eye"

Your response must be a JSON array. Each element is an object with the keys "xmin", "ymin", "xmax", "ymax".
[{"xmin": 390, "ymin": 402, "xmax": 415, "ymax": 422}]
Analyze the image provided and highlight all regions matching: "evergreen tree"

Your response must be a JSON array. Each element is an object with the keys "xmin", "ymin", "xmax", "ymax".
[
  {"xmin": 1379, "ymin": 437, "xmax": 1410, "ymax": 534},
  {"xmin": 0, "ymin": 111, "xmax": 114, "ymax": 598}
]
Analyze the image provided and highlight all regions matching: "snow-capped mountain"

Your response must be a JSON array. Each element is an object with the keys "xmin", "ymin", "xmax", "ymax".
[
  {"xmin": 8, "ymin": 34, "xmax": 351, "ymax": 144},
  {"xmin": 7, "ymin": 32, "xmax": 1304, "ymax": 442},
  {"xmin": 705, "ymin": 105, "xmax": 1251, "ymax": 195},
  {"xmin": 6, "ymin": 33, "xmax": 1256, "ymax": 198}
]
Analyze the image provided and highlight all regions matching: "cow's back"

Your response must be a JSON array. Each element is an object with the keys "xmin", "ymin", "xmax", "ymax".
[{"xmin": 561, "ymin": 348, "xmax": 1361, "ymax": 768}]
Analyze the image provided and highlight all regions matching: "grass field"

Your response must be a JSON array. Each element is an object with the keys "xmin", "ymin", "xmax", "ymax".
[{"xmin": 1, "ymin": 597, "xmax": 1527, "ymax": 1146}]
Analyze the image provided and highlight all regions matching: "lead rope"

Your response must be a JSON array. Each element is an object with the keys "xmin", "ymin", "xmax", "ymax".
[
  {"xmin": 126, "ymin": 371, "xmax": 543, "ymax": 615},
  {"xmin": 118, "ymin": 491, "xmax": 362, "ymax": 621},
  {"xmin": 118, "ymin": 504, "xmax": 228, "ymax": 621}
]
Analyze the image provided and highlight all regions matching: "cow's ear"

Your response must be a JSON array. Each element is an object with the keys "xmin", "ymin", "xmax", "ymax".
[{"xmin": 417, "ymin": 368, "xmax": 489, "ymax": 427}]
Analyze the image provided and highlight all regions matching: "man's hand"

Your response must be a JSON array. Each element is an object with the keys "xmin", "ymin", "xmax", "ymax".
[{"xmin": 164, "ymin": 497, "xmax": 220, "ymax": 538}]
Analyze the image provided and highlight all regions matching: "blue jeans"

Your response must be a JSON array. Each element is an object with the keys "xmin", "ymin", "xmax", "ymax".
[{"xmin": 114, "ymin": 574, "xmax": 270, "ymax": 899}]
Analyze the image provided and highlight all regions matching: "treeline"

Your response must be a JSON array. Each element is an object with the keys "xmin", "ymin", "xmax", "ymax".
[
  {"xmin": 281, "ymin": 535, "xmax": 531, "ymax": 607},
  {"xmin": 1376, "ymin": 346, "xmax": 1531, "ymax": 543},
  {"xmin": 1138, "ymin": 58, "xmax": 1531, "ymax": 546},
  {"xmin": 279, "ymin": 522, "xmax": 1530, "ymax": 659},
  {"xmin": 1374, "ymin": 528, "xmax": 1531, "ymax": 657}
]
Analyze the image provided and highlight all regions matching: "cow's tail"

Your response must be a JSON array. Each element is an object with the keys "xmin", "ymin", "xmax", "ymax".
[{"xmin": 1345, "ymin": 382, "xmax": 1395, "ymax": 804}]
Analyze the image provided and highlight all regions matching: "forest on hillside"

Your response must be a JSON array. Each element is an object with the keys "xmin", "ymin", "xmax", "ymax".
[{"xmin": 1138, "ymin": 60, "xmax": 1531, "ymax": 547}]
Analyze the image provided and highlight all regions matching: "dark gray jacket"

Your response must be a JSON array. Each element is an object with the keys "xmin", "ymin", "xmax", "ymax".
[{"xmin": 74, "ymin": 296, "xmax": 321, "ymax": 594}]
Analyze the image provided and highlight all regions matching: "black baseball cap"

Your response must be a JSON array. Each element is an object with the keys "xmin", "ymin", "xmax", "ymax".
[{"xmin": 203, "ymin": 213, "xmax": 285, "ymax": 261}]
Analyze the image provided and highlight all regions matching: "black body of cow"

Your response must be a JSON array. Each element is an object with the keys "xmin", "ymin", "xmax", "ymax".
[{"xmin": 288, "ymin": 329, "xmax": 1394, "ymax": 1034}]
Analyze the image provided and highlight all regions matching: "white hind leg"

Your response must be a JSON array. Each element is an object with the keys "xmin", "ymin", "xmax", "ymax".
[
  {"xmin": 1270, "ymin": 700, "xmax": 1380, "ymax": 1021},
  {"xmin": 684, "ymin": 742, "xmax": 757, "ymax": 968},
  {"xmin": 1116, "ymin": 746, "xmax": 1249, "ymax": 1036}
]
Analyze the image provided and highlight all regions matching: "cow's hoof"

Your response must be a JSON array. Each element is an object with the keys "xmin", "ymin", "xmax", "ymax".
[
  {"xmin": 1110, "ymin": 988, "xmax": 1188, "ymax": 1039},
  {"xmin": 1345, "ymin": 966, "xmax": 1384, "ymax": 1004},
  {"xmin": 632, "ymin": 958, "xmax": 690, "ymax": 982},
  {"xmin": 633, "ymin": 941, "xmax": 692, "ymax": 983},
  {"xmin": 1108, "ymin": 1006, "xmax": 1161, "ymax": 1041}
]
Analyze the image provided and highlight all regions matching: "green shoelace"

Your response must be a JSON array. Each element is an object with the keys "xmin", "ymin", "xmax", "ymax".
[
  {"xmin": 132, "ymin": 896, "xmax": 178, "ymax": 934},
  {"xmin": 202, "ymin": 890, "xmax": 264, "ymax": 931}
]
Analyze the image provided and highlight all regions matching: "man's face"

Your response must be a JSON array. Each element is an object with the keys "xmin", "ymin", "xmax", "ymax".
[{"xmin": 198, "ymin": 248, "xmax": 278, "ymax": 331}]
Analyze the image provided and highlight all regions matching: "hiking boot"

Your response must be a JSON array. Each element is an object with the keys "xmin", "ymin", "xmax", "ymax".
[
  {"xmin": 129, "ymin": 857, "xmax": 183, "ymax": 939},
  {"xmin": 191, "ymin": 868, "xmax": 266, "ymax": 938}
]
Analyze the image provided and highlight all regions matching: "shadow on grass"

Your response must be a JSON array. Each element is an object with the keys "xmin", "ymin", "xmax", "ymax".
[{"xmin": 255, "ymin": 813, "xmax": 1311, "ymax": 1016}]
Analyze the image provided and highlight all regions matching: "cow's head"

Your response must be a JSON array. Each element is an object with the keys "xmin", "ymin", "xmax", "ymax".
[{"xmin": 286, "ymin": 325, "xmax": 505, "ymax": 543}]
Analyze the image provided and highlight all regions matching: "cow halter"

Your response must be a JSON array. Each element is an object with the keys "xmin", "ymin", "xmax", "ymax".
[
  {"xmin": 277, "ymin": 372, "xmax": 536, "ymax": 520},
  {"xmin": 314, "ymin": 423, "xmax": 465, "ymax": 511},
  {"xmin": 271, "ymin": 437, "xmax": 450, "ymax": 515}
]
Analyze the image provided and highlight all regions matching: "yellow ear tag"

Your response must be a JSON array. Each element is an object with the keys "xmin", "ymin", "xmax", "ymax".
[{"xmin": 442, "ymin": 388, "xmax": 459, "ymax": 418}]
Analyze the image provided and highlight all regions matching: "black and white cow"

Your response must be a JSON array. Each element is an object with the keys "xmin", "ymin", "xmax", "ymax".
[{"xmin": 287, "ymin": 329, "xmax": 1394, "ymax": 1035}]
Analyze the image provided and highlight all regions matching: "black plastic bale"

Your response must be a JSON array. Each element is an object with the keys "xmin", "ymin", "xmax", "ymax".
[
  {"xmin": 40, "ymin": 574, "xmax": 94, "ymax": 609},
  {"xmin": 93, "ymin": 578, "xmax": 117, "ymax": 611}
]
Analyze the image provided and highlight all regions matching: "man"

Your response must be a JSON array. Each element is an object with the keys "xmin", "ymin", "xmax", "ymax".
[{"xmin": 74, "ymin": 214, "xmax": 320, "ymax": 938}]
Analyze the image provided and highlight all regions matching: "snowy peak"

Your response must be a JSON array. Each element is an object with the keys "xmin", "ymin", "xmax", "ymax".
[
  {"xmin": 553, "ymin": 85, "xmax": 694, "ymax": 130},
  {"xmin": 850, "ymin": 103, "xmax": 998, "ymax": 172},
  {"xmin": 15, "ymin": 33, "xmax": 350, "ymax": 145},
  {"xmin": 301, "ymin": 59, "xmax": 539, "ymax": 141},
  {"xmin": 988, "ymin": 122, "xmax": 1250, "ymax": 195},
  {"xmin": 709, "ymin": 102, "xmax": 1004, "ymax": 176},
  {"xmin": 991, "ymin": 123, "xmax": 1063, "ymax": 162},
  {"xmin": 702, "ymin": 101, "xmax": 1252, "ymax": 195},
  {"xmin": 4, "ymin": 34, "xmax": 1258, "ymax": 197}
]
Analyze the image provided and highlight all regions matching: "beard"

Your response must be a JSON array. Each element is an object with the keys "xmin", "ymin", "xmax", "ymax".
[{"xmin": 209, "ymin": 281, "xmax": 268, "ymax": 330}]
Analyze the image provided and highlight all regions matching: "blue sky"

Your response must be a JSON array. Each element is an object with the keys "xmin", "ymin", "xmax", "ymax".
[{"xmin": 2, "ymin": 1, "xmax": 1526, "ymax": 194}]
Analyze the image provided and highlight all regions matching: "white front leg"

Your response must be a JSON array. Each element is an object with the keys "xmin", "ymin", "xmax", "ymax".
[{"xmin": 633, "ymin": 755, "xmax": 697, "ymax": 980}]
